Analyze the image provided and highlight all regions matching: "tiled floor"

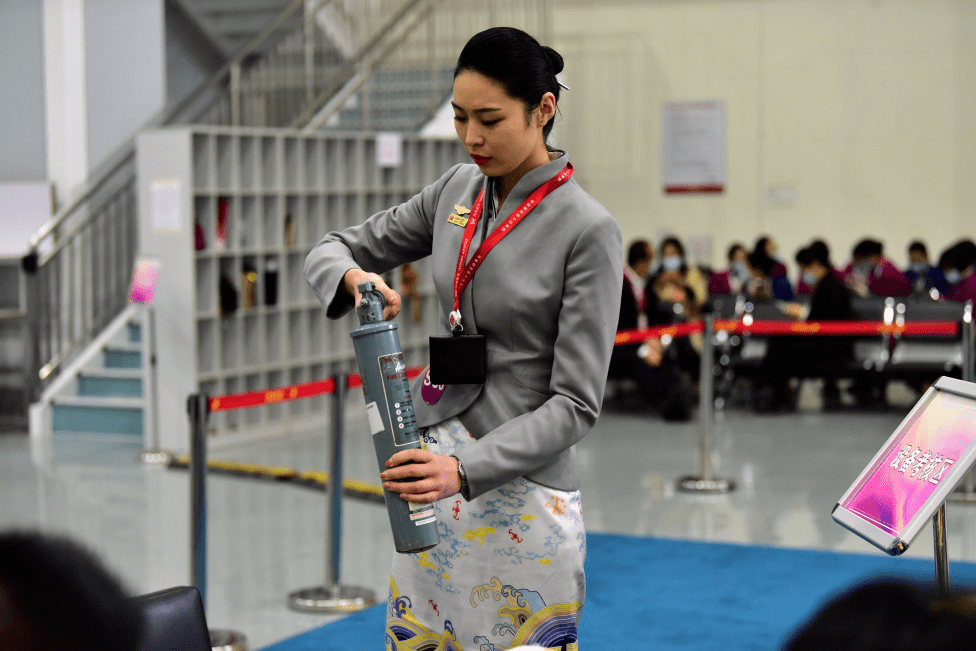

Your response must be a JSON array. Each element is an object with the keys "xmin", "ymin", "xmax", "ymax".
[{"xmin": 3, "ymin": 380, "xmax": 976, "ymax": 649}]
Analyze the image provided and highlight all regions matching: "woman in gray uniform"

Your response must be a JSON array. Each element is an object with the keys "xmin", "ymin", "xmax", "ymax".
[{"xmin": 305, "ymin": 27, "xmax": 622, "ymax": 650}]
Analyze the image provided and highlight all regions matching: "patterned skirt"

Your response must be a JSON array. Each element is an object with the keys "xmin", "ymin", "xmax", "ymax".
[{"xmin": 385, "ymin": 418, "xmax": 586, "ymax": 651}]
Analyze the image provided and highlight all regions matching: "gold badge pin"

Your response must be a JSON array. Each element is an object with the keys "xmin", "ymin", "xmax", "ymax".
[
  {"xmin": 454, "ymin": 204, "xmax": 471, "ymax": 216},
  {"xmin": 447, "ymin": 213, "xmax": 469, "ymax": 227}
]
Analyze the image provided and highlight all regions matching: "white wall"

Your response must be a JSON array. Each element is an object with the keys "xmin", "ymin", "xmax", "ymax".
[
  {"xmin": 551, "ymin": 0, "xmax": 976, "ymax": 273},
  {"xmin": 0, "ymin": 2, "xmax": 47, "ymax": 183},
  {"xmin": 84, "ymin": 0, "xmax": 166, "ymax": 174}
]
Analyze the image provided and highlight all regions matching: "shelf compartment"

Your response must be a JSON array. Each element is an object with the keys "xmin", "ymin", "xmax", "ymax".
[
  {"xmin": 284, "ymin": 137, "xmax": 302, "ymax": 191},
  {"xmin": 197, "ymin": 318, "xmax": 217, "ymax": 375},
  {"xmin": 195, "ymin": 257, "xmax": 216, "ymax": 314},
  {"xmin": 193, "ymin": 134, "xmax": 212, "ymax": 190},
  {"xmin": 261, "ymin": 137, "xmax": 280, "ymax": 191},
  {"xmin": 240, "ymin": 136, "xmax": 259, "ymax": 191},
  {"xmin": 264, "ymin": 312, "xmax": 282, "ymax": 364},
  {"xmin": 221, "ymin": 316, "xmax": 240, "ymax": 371},
  {"xmin": 215, "ymin": 135, "xmax": 236, "ymax": 190}
]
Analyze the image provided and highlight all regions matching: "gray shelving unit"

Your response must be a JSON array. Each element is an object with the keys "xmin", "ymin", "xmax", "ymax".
[{"xmin": 136, "ymin": 126, "xmax": 466, "ymax": 451}]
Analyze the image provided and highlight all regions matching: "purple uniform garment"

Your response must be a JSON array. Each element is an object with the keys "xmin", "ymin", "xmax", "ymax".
[
  {"xmin": 948, "ymin": 274, "xmax": 976, "ymax": 304},
  {"xmin": 841, "ymin": 257, "xmax": 912, "ymax": 298}
]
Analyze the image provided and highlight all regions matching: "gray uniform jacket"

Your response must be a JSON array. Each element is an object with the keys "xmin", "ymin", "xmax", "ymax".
[{"xmin": 304, "ymin": 152, "xmax": 623, "ymax": 499}]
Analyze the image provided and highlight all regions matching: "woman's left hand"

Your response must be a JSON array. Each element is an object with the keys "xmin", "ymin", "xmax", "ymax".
[{"xmin": 380, "ymin": 449, "xmax": 461, "ymax": 503}]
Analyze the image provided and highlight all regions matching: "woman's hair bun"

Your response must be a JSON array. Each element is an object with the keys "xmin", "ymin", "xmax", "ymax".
[{"xmin": 541, "ymin": 46, "xmax": 564, "ymax": 75}]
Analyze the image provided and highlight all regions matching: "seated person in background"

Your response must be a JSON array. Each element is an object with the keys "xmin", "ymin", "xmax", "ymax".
[
  {"xmin": 0, "ymin": 531, "xmax": 142, "ymax": 651},
  {"xmin": 622, "ymin": 239, "xmax": 653, "ymax": 329},
  {"xmin": 842, "ymin": 238, "xmax": 912, "ymax": 298},
  {"xmin": 609, "ymin": 242, "xmax": 694, "ymax": 421},
  {"xmin": 905, "ymin": 240, "xmax": 949, "ymax": 298},
  {"xmin": 708, "ymin": 242, "xmax": 749, "ymax": 295},
  {"xmin": 745, "ymin": 250, "xmax": 795, "ymax": 301},
  {"xmin": 938, "ymin": 239, "xmax": 976, "ymax": 304},
  {"xmin": 795, "ymin": 239, "xmax": 837, "ymax": 296},
  {"xmin": 755, "ymin": 235, "xmax": 788, "ymax": 277},
  {"xmin": 756, "ymin": 244, "xmax": 854, "ymax": 411},
  {"xmin": 653, "ymin": 236, "xmax": 708, "ymax": 314}
]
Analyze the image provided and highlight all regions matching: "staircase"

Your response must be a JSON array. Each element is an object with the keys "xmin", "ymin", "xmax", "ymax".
[
  {"xmin": 172, "ymin": 0, "xmax": 296, "ymax": 58},
  {"xmin": 37, "ymin": 307, "xmax": 154, "ymax": 440}
]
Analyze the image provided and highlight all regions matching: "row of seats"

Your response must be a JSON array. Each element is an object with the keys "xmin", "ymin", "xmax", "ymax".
[{"xmin": 711, "ymin": 296, "xmax": 968, "ymax": 395}]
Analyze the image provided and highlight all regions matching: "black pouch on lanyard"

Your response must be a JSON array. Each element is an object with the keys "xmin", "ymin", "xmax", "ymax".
[{"xmin": 429, "ymin": 333, "xmax": 486, "ymax": 384}]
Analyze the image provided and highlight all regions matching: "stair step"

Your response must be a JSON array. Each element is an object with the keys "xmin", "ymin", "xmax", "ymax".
[
  {"xmin": 78, "ymin": 370, "xmax": 143, "ymax": 398},
  {"xmin": 52, "ymin": 396, "xmax": 143, "ymax": 436},
  {"xmin": 103, "ymin": 345, "xmax": 142, "ymax": 369}
]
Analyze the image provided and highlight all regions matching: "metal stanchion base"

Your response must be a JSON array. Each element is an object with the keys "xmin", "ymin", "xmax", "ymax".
[
  {"xmin": 139, "ymin": 450, "xmax": 173, "ymax": 465},
  {"xmin": 210, "ymin": 628, "xmax": 247, "ymax": 651},
  {"xmin": 287, "ymin": 585, "xmax": 377, "ymax": 614},
  {"xmin": 676, "ymin": 475, "xmax": 736, "ymax": 494}
]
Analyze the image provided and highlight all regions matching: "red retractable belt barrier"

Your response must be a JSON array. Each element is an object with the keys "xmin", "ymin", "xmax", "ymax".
[
  {"xmin": 209, "ymin": 378, "xmax": 338, "ymax": 413},
  {"xmin": 345, "ymin": 366, "xmax": 424, "ymax": 390},
  {"xmin": 206, "ymin": 320, "xmax": 962, "ymax": 410},
  {"xmin": 615, "ymin": 319, "xmax": 961, "ymax": 346},
  {"xmin": 207, "ymin": 368, "xmax": 427, "ymax": 412}
]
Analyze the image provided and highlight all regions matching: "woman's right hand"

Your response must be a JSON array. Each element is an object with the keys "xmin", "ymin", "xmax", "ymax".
[{"xmin": 343, "ymin": 269, "xmax": 402, "ymax": 320}]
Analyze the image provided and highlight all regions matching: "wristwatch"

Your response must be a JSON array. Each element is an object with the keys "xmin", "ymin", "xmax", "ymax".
[{"xmin": 451, "ymin": 455, "xmax": 470, "ymax": 500}]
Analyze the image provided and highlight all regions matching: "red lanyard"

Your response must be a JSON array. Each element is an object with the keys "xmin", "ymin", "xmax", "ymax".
[{"xmin": 450, "ymin": 163, "xmax": 574, "ymax": 331}]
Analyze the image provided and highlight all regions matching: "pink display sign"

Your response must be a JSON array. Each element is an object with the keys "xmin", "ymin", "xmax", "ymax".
[
  {"xmin": 129, "ymin": 258, "xmax": 160, "ymax": 305},
  {"xmin": 841, "ymin": 391, "xmax": 976, "ymax": 537}
]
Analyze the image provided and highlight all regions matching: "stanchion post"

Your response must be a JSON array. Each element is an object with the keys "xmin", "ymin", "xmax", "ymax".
[
  {"xmin": 186, "ymin": 392, "xmax": 249, "ymax": 651},
  {"xmin": 933, "ymin": 504, "xmax": 950, "ymax": 595},
  {"xmin": 140, "ymin": 306, "xmax": 171, "ymax": 465},
  {"xmin": 187, "ymin": 393, "xmax": 210, "ymax": 603},
  {"xmin": 287, "ymin": 373, "xmax": 376, "ymax": 613},
  {"xmin": 951, "ymin": 303, "xmax": 976, "ymax": 500},
  {"xmin": 677, "ymin": 314, "xmax": 735, "ymax": 494},
  {"xmin": 326, "ymin": 373, "xmax": 346, "ymax": 593}
]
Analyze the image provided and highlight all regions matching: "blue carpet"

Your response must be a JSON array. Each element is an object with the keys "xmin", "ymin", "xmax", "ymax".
[{"xmin": 260, "ymin": 532, "xmax": 976, "ymax": 650}]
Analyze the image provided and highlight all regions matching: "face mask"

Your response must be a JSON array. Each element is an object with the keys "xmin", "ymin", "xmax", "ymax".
[
  {"xmin": 910, "ymin": 262, "xmax": 928, "ymax": 274},
  {"xmin": 661, "ymin": 255, "xmax": 683, "ymax": 271},
  {"xmin": 854, "ymin": 262, "xmax": 875, "ymax": 277},
  {"xmin": 801, "ymin": 271, "xmax": 818, "ymax": 286},
  {"xmin": 945, "ymin": 269, "xmax": 962, "ymax": 284},
  {"xmin": 732, "ymin": 261, "xmax": 748, "ymax": 278}
]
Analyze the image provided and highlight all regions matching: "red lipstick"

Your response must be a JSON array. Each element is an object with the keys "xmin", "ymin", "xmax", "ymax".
[{"xmin": 470, "ymin": 154, "xmax": 492, "ymax": 166}]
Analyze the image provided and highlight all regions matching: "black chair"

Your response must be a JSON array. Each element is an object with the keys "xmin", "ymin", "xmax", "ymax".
[{"xmin": 133, "ymin": 586, "xmax": 212, "ymax": 651}]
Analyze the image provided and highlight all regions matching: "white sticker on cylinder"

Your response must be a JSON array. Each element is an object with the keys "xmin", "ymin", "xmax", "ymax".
[{"xmin": 365, "ymin": 402, "xmax": 385, "ymax": 435}]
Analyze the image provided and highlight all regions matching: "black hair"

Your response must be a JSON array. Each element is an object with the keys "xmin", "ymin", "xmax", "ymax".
[
  {"xmin": 795, "ymin": 247, "xmax": 813, "ymax": 267},
  {"xmin": 660, "ymin": 236, "xmax": 686, "ymax": 259},
  {"xmin": 455, "ymin": 27, "xmax": 564, "ymax": 142},
  {"xmin": 941, "ymin": 239, "xmax": 976, "ymax": 272},
  {"xmin": 0, "ymin": 532, "xmax": 142, "ymax": 651},
  {"xmin": 727, "ymin": 242, "xmax": 746, "ymax": 262},
  {"xmin": 809, "ymin": 239, "xmax": 831, "ymax": 267},
  {"xmin": 853, "ymin": 238, "xmax": 884, "ymax": 259},
  {"xmin": 754, "ymin": 235, "xmax": 775, "ymax": 257},
  {"xmin": 627, "ymin": 239, "xmax": 652, "ymax": 267},
  {"xmin": 784, "ymin": 578, "xmax": 976, "ymax": 651},
  {"xmin": 747, "ymin": 250, "xmax": 776, "ymax": 277},
  {"xmin": 796, "ymin": 245, "xmax": 830, "ymax": 268},
  {"xmin": 908, "ymin": 240, "xmax": 927, "ymax": 255}
]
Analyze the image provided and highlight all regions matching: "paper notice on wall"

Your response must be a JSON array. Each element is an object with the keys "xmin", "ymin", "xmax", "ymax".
[
  {"xmin": 151, "ymin": 179, "xmax": 182, "ymax": 233},
  {"xmin": 376, "ymin": 132, "xmax": 403, "ymax": 168},
  {"xmin": 661, "ymin": 100, "xmax": 726, "ymax": 194}
]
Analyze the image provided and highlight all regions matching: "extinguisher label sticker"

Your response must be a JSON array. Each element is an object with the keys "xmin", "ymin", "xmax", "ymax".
[
  {"xmin": 409, "ymin": 502, "xmax": 435, "ymax": 523},
  {"xmin": 414, "ymin": 517, "xmax": 436, "ymax": 526},
  {"xmin": 365, "ymin": 402, "xmax": 385, "ymax": 435}
]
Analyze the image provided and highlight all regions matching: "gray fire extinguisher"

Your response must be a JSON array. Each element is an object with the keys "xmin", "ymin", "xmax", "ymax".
[{"xmin": 350, "ymin": 281, "xmax": 439, "ymax": 553}]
